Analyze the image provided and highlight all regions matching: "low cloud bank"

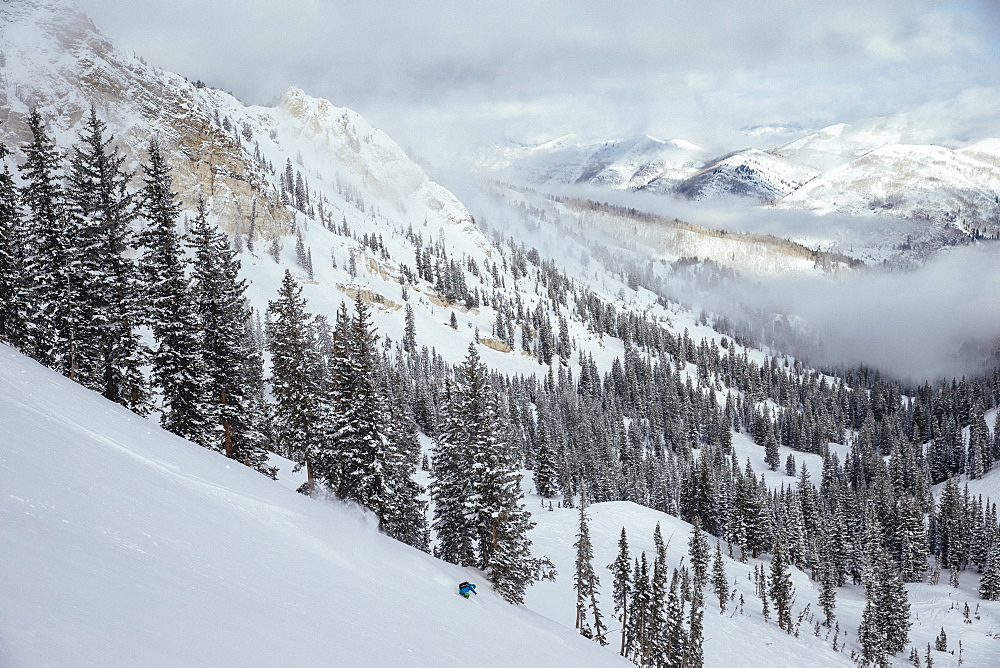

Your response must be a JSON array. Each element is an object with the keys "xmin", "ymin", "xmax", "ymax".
[{"xmin": 703, "ymin": 244, "xmax": 1000, "ymax": 382}]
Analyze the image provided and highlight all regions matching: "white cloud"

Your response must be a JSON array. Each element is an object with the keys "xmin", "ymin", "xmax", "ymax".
[{"xmin": 71, "ymin": 0, "xmax": 1000, "ymax": 161}]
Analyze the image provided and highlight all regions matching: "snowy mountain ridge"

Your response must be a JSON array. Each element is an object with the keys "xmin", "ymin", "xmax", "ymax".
[
  {"xmin": 0, "ymin": 0, "xmax": 475, "ymax": 249},
  {"xmin": 479, "ymin": 94, "xmax": 1000, "ymax": 262}
]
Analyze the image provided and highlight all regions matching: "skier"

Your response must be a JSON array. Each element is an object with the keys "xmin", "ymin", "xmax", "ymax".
[{"xmin": 458, "ymin": 582, "xmax": 477, "ymax": 598}]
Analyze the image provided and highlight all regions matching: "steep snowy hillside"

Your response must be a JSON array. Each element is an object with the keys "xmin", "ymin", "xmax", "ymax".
[
  {"xmin": 0, "ymin": 344, "xmax": 624, "ymax": 667},
  {"xmin": 0, "ymin": 0, "xmax": 510, "ymax": 374}
]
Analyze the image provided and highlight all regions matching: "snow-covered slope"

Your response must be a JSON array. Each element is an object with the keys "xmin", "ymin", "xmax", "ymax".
[
  {"xmin": 0, "ymin": 0, "xmax": 509, "ymax": 373},
  {"xmin": 779, "ymin": 143, "xmax": 1000, "ymax": 230},
  {"xmin": 0, "ymin": 344, "xmax": 624, "ymax": 667},
  {"xmin": 7, "ymin": 342, "xmax": 999, "ymax": 667}
]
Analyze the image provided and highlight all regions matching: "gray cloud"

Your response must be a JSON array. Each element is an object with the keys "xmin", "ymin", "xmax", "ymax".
[
  {"xmin": 734, "ymin": 245, "xmax": 1000, "ymax": 382},
  {"xmin": 75, "ymin": 0, "xmax": 1000, "ymax": 158}
]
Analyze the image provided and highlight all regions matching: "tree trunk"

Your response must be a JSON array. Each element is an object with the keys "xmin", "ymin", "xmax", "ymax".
[{"xmin": 221, "ymin": 389, "xmax": 232, "ymax": 457}]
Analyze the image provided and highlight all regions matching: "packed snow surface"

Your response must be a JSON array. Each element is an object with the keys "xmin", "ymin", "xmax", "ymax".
[{"xmin": 0, "ymin": 345, "xmax": 623, "ymax": 667}]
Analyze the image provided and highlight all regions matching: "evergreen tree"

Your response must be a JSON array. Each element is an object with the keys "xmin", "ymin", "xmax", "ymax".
[
  {"xmin": 378, "ymin": 355, "xmax": 430, "ymax": 551},
  {"xmin": 859, "ymin": 525, "xmax": 912, "ymax": 662},
  {"xmin": 817, "ymin": 545, "xmax": 838, "ymax": 627},
  {"xmin": 532, "ymin": 409, "xmax": 561, "ymax": 498},
  {"xmin": 608, "ymin": 527, "xmax": 633, "ymax": 656},
  {"xmin": 663, "ymin": 568, "xmax": 688, "ymax": 666},
  {"xmin": 403, "ymin": 303, "xmax": 416, "ymax": 354},
  {"xmin": 573, "ymin": 491, "xmax": 607, "ymax": 645},
  {"xmin": 0, "ymin": 132, "xmax": 28, "ymax": 348},
  {"xmin": 769, "ymin": 531, "xmax": 795, "ymax": 633},
  {"xmin": 688, "ymin": 516, "xmax": 710, "ymax": 588},
  {"xmin": 897, "ymin": 495, "xmax": 928, "ymax": 583},
  {"xmin": 711, "ymin": 539, "xmax": 729, "ymax": 613},
  {"xmin": 430, "ymin": 379, "xmax": 477, "ymax": 566},
  {"xmin": 432, "ymin": 344, "xmax": 538, "ymax": 602},
  {"xmin": 625, "ymin": 554, "xmax": 651, "ymax": 663},
  {"xmin": 266, "ymin": 270, "xmax": 329, "ymax": 483},
  {"xmin": 187, "ymin": 199, "xmax": 269, "ymax": 470},
  {"xmin": 329, "ymin": 296, "xmax": 392, "ymax": 523},
  {"xmin": 19, "ymin": 109, "xmax": 79, "ymax": 372},
  {"xmin": 980, "ymin": 543, "xmax": 1000, "ymax": 600},
  {"xmin": 66, "ymin": 108, "xmax": 148, "ymax": 412},
  {"xmin": 764, "ymin": 420, "xmax": 780, "ymax": 471},
  {"xmin": 139, "ymin": 141, "xmax": 213, "ymax": 442},
  {"xmin": 934, "ymin": 626, "xmax": 946, "ymax": 651},
  {"xmin": 646, "ymin": 523, "xmax": 672, "ymax": 666},
  {"xmin": 686, "ymin": 576, "xmax": 705, "ymax": 668}
]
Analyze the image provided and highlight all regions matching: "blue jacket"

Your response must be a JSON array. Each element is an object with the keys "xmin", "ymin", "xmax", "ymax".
[{"xmin": 459, "ymin": 583, "xmax": 477, "ymax": 595}]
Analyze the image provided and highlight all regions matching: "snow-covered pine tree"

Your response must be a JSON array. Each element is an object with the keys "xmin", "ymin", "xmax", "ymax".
[
  {"xmin": 967, "ymin": 400, "xmax": 989, "ymax": 479},
  {"xmin": 573, "ymin": 490, "xmax": 607, "ymax": 645},
  {"xmin": 896, "ymin": 494, "xmax": 928, "ymax": 583},
  {"xmin": 532, "ymin": 402, "xmax": 561, "ymax": 498},
  {"xmin": 430, "ymin": 378, "xmax": 477, "ymax": 566},
  {"xmin": 764, "ymin": 420, "xmax": 780, "ymax": 471},
  {"xmin": 266, "ymin": 270, "xmax": 329, "ymax": 485},
  {"xmin": 65, "ymin": 108, "xmax": 148, "ymax": 412},
  {"xmin": 402, "ymin": 303, "xmax": 416, "ymax": 354},
  {"xmin": 711, "ymin": 539, "xmax": 728, "ymax": 612},
  {"xmin": 139, "ymin": 141, "xmax": 214, "ymax": 444},
  {"xmin": 19, "ymin": 109, "xmax": 80, "ymax": 372},
  {"xmin": 329, "ymin": 295, "xmax": 392, "ymax": 524},
  {"xmin": 377, "ymin": 350, "xmax": 430, "ymax": 551},
  {"xmin": 817, "ymin": 524, "xmax": 838, "ymax": 627},
  {"xmin": 187, "ymin": 199, "xmax": 270, "ymax": 471},
  {"xmin": 979, "ymin": 543, "xmax": 1000, "ymax": 600},
  {"xmin": 0, "ymin": 133, "xmax": 29, "ymax": 349},
  {"xmin": 457, "ymin": 343, "xmax": 537, "ymax": 603},
  {"xmin": 686, "ymin": 574, "xmax": 706, "ymax": 668},
  {"xmin": 625, "ymin": 553, "xmax": 651, "ymax": 663},
  {"xmin": 769, "ymin": 531, "xmax": 794, "ymax": 633},
  {"xmin": 608, "ymin": 527, "xmax": 633, "ymax": 656},
  {"xmin": 663, "ymin": 568, "xmax": 688, "ymax": 666},
  {"xmin": 688, "ymin": 516, "xmax": 710, "ymax": 588},
  {"xmin": 859, "ymin": 519, "xmax": 912, "ymax": 662}
]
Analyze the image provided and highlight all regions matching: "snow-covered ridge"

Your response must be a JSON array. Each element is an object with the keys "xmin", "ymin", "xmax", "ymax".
[
  {"xmin": 669, "ymin": 148, "xmax": 819, "ymax": 203},
  {"xmin": 0, "ymin": 0, "xmax": 473, "ymax": 244},
  {"xmin": 479, "ymin": 134, "xmax": 709, "ymax": 191}
]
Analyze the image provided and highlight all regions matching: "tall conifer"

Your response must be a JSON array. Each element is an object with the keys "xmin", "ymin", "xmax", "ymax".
[{"xmin": 139, "ymin": 141, "xmax": 212, "ymax": 443}]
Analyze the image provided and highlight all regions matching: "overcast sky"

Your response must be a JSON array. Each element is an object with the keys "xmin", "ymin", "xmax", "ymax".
[{"xmin": 76, "ymin": 0, "xmax": 1000, "ymax": 158}]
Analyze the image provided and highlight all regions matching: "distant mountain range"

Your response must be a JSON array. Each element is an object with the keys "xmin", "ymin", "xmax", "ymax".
[{"xmin": 479, "ymin": 94, "xmax": 1000, "ymax": 261}]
